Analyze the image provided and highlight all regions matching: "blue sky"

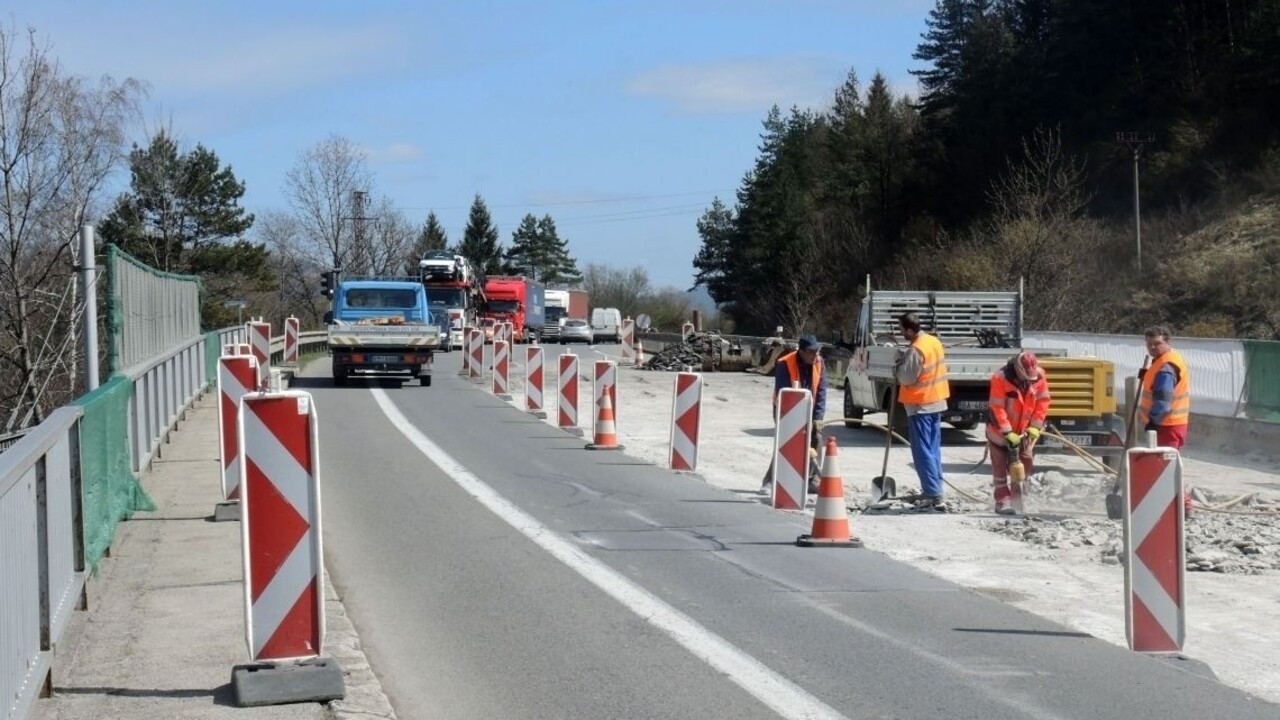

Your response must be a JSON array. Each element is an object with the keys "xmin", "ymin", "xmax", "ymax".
[{"xmin": 10, "ymin": 0, "xmax": 933, "ymax": 290}]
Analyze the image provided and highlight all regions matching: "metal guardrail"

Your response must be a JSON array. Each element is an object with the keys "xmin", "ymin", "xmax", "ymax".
[
  {"xmin": 119, "ymin": 336, "xmax": 207, "ymax": 474},
  {"xmin": 0, "ymin": 407, "xmax": 86, "ymax": 720}
]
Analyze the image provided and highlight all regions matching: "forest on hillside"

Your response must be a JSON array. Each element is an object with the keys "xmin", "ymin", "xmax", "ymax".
[{"xmin": 693, "ymin": 0, "xmax": 1280, "ymax": 339}]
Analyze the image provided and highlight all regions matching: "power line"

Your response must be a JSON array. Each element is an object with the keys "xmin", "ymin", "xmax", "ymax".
[{"xmin": 393, "ymin": 188, "xmax": 735, "ymax": 212}]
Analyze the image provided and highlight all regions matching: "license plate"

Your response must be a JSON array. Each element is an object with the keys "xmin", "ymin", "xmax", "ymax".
[
  {"xmin": 370, "ymin": 355, "xmax": 400, "ymax": 363},
  {"xmin": 958, "ymin": 400, "xmax": 988, "ymax": 411},
  {"xmin": 1048, "ymin": 434, "xmax": 1093, "ymax": 446}
]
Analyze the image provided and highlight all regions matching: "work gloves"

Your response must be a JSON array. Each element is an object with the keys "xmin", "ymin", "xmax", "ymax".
[
  {"xmin": 1026, "ymin": 427, "xmax": 1042, "ymax": 442},
  {"xmin": 1004, "ymin": 431, "xmax": 1022, "ymax": 447}
]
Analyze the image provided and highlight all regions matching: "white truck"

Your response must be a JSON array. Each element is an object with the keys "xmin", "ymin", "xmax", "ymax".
[
  {"xmin": 838, "ymin": 279, "xmax": 1125, "ymax": 457},
  {"xmin": 840, "ymin": 279, "xmax": 1062, "ymax": 430},
  {"xmin": 543, "ymin": 289, "xmax": 570, "ymax": 341}
]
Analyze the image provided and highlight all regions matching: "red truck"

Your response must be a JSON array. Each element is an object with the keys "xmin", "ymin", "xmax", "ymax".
[{"xmin": 481, "ymin": 276, "xmax": 546, "ymax": 343}]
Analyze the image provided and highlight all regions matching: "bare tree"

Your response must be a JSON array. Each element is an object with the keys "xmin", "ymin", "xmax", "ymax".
[
  {"xmin": 0, "ymin": 24, "xmax": 142, "ymax": 430},
  {"xmin": 283, "ymin": 135, "xmax": 371, "ymax": 273},
  {"xmin": 368, "ymin": 196, "xmax": 415, "ymax": 276},
  {"xmin": 256, "ymin": 210, "xmax": 327, "ymax": 326},
  {"xmin": 581, "ymin": 263, "xmax": 650, "ymax": 318}
]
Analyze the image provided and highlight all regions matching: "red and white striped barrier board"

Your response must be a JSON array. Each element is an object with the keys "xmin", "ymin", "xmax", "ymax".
[
  {"xmin": 621, "ymin": 318, "xmax": 635, "ymax": 364},
  {"xmin": 558, "ymin": 353, "xmax": 579, "ymax": 429},
  {"xmin": 468, "ymin": 328, "xmax": 483, "ymax": 380},
  {"xmin": 681, "ymin": 322, "xmax": 695, "ymax": 339},
  {"xmin": 459, "ymin": 327, "xmax": 472, "ymax": 376},
  {"xmin": 492, "ymin": 340, "xmax": 511, "ymax": 398},
  {"xmin": 248, "ymin": 321, "xmax": 271, "ymax": 387},
  {"xmin": 217, "ymin": 355, "xmax": 259, "ymax": 501},
  {"xmin": 1124, "ymin": 447, "xmax": 1186, "ymax": 653},
  {"xmin": 525, "ymin": 346, "xmax": 546, "ymax": 417},
  {"xmin": 772, "ymin": 388, "xmax": 813, "ymax": 510},
  {"xmin": 505, "ymin": 321, "xmax": 515, "ymax": 344},
  {"xmin": 284, "ymin": 317, "xmax": 299, "ymax": 365},
  {"xmin": 669, "ymin": 372, "xmax": 702, "ymax": 471},
  {"xmin": 224, "ymin": 342, "xmax": 252, "ymax": 357},
  {"xmin": 593, "ymin": 360, "xmax": 618, "ymax": 427},
  {"xmin": 238, "ymin": 390, "xmax": 325, "ymax": 662}
]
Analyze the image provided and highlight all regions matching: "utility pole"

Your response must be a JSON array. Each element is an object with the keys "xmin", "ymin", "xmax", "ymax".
[
  {"xmin": 1116, "ymin": 132, "xmax": 1155, "ymax": 273},
  {"xmin": 343, "ymin": 190, "xmax": 378, "ymax": 277}
]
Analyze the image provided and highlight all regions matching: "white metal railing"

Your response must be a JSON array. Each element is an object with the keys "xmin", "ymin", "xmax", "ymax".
[{"xmin": 0, "ymin": 407, "xmax": 86, "ymax": 720}]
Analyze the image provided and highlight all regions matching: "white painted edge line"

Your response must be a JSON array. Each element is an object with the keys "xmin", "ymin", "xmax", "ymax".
[{"xmin": 370, "ymin": 387, "xmax": 846, "ymax": 720}]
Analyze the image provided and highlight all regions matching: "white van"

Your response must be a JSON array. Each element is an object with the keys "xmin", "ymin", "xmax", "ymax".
[{"xmin": 590, "ymin": 307, "xmax": 623, "ymax": 344}]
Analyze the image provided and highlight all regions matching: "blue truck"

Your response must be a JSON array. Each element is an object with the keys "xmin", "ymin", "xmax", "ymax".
[{"xmin": 326, "ymin": 279, "xmax": 442, "ymax": 386}]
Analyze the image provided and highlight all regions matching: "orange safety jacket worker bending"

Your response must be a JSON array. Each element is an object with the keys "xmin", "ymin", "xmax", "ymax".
[
  {"xmin": 773, "ymin": 351, "xmax": 823, "ymax": 406},
  {"xmin": 986, "ymin": 370, "xmax": 1051, "ymax": 445}
]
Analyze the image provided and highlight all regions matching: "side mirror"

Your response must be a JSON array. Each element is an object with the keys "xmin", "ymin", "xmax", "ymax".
[{"xmin": 323, "ymin": 310, "xmax": 334, "ymax": 325}]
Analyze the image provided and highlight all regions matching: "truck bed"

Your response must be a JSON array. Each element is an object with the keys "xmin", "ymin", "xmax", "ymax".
[
  {"xmin": 865, "ymin": 344, "xmax": 1065, "ymax": 383},
  {"xmin": 328, "ymin": 322, "xmax": 440, "ymax": 348}
]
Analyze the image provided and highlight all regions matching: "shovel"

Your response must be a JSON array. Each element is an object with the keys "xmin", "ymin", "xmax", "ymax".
[
  {"xmin": 1106, "ymin": 358, "xmax": 1150, "ymax": 520},
  {"xmin": 872, "ymin": 385, "xmax": 899, "ymax": 503}
]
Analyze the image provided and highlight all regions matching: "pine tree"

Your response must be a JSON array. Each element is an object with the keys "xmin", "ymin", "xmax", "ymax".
[
  {"xmin": 536, "ymin": 215, "xmax": 580, "ymax": 284},
  {"xmin": 458, "ymin": 194, "xmax": 502, "ymax": 276},
  {"xmin": 99, "ymin": 130, "xmax": 264, "ymax": 327},
  {"xmin": 502, "ymin": 214, "xmax": 542, "ymax": 276},
  {"xmin": 692, "ymin": 197, "xmax": 738, "ymax": 301}
]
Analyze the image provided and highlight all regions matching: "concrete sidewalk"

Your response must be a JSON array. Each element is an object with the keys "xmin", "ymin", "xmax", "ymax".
[{"xmin": 31, "ymin": 393, "xmax": 396, "ymax": 720}]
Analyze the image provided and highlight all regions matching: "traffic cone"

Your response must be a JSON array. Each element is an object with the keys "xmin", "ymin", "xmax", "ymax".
[
  {"xmin": 586, "ymin": 390, "xmax": 623, "ymax": 451},
  {"xmin": 635, "ymin": 338, "xmax": 645, "ymax": 366},
  {"xmin": 797, "ymin": 438, "xmax": 863, "ymax": 548}
]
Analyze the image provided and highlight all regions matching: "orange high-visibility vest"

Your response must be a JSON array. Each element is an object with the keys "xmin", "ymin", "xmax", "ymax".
[
  {"xmin": 986, "ymin": 371, "xmax": 1051, "ymax": 444},
  {"xmin": 1139, "ymin": 350, "xmax": 1191, "ymax": 427},
  {"xmin": 773, "ymin": 351, "xmax": 822, "ymax": 406},
  {"xmin": 899, "ymin": 333, "xmax": 950, "ymax": 405}
]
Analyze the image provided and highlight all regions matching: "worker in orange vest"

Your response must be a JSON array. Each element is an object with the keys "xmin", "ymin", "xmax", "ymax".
[
  {"xmin": 987, "ymin": 352, "xmax": 1051, "ymax": 515},
  {"xmin": 894, "ymin": 312, "xmax": 950, "ymax": 512},
  {"xmin": 761, "ymin": 335, "xmax": 826, "ymax": 496},
  {"xmin": 1139, "ymin": 325, "xmax": 1194, "ymax": 514}
]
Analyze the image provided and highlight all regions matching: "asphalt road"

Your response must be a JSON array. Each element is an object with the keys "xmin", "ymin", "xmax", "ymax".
[{"xmin": 305, "ymin": 347, "xmax": 1275, "ymax": 720}]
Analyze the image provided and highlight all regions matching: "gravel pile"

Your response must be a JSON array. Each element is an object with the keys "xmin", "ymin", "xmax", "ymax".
[
  {"xmin": 979, "ymin": 475, "xmax": 1280, "ymax": 574},
  {"xmin": 640, "ymin": 333, "xmax": 745, "ymax": 372},
  {"xmin": 641, "ymin": 341, "xmax": 705, "ymax": 371}
]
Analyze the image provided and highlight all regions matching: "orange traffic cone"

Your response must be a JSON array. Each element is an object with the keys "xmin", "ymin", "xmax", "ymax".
[
  {"xmin": 635, "ymin": 338, "xmax": 645, "ymax": 366},
  {"xmin": 797, "ymin": 438, "xmax": 863, "ymax": 548},
  {"xmin": 586, "ymin": 390, "xmax": 623, "ymax": 451}
]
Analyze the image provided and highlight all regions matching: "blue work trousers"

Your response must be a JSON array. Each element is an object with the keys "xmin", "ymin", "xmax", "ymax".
[{"xmin": 908, "ymin": 412, "xmax": 945, "ymax": 498}]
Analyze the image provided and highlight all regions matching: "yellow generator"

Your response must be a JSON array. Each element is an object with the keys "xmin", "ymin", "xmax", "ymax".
[{"xmin": 1038, "ymin": 357, "xmax": 1125, "ymax": 463}]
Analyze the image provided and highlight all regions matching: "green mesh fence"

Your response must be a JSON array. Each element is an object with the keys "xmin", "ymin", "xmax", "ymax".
[
  {"xmin": 74, "ymin": 376, "xmax": 156, "ymax": 573},
  {"xmin": 204, "ymin": 330, "xmax": 220, "ymax": 390},
  {"xmin": 1242, "ymin": 340, "xmax": 1280, "ymax": 422}
]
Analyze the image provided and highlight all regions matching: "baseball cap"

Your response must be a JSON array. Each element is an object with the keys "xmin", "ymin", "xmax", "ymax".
[{"xmin": 798, "ymin": 334, "xmax": 822, "ymax": 351}]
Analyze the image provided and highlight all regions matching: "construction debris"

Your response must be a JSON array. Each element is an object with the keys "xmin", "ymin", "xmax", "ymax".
[
  {"xmin": 639, "ymin": 332, "xmax": 753, "ymax": 372},
  {"xmin": 979, "ymin": 478, "xmax": 1280, "ymax": 574}
]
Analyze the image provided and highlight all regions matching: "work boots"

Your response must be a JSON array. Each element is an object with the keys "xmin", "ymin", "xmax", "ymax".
[{"xmin": 993, "ymin": 483, "xmax": 1016, "ymax": 515}]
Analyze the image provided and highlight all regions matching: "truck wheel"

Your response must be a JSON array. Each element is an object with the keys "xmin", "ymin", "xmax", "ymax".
[
  {"xmin": 332, "ymin": 365, "xmax": 347, "ymax": 386},
  {"xmin": 843, "ymin": 384, "xmax": 864, "ymax": 428},
  {"xmin": 420, "ymin": 374, "xmax": 432, "ymax": 387}
]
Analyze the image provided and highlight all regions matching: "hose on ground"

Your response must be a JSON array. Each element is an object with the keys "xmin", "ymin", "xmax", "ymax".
[{"xmin": 822, "ymin": 421, "xmax": 1280, "ymax": 516}]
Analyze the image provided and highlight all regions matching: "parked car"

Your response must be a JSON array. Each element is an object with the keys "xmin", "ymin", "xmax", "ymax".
[{"xmin": 559, "ymin": 318, "xmax": 593, "ymax": 344}]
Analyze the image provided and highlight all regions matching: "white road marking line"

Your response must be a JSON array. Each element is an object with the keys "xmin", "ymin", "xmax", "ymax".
[{"xmin": 371, "ymin": 387, "xmax": 847, "ymax": 720}]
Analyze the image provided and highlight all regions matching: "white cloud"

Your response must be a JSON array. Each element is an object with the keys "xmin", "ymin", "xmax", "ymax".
[
  {"xmin": 624, "ymin": 56, "xmax": 842, "ymax": 114},
  {"xmin": 42, "ymin": 19, "xmax": 411, "ymax": 99},
  {"xmin": 368, "ymin": 143, "xmax": 425, "ymax": 164}
]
